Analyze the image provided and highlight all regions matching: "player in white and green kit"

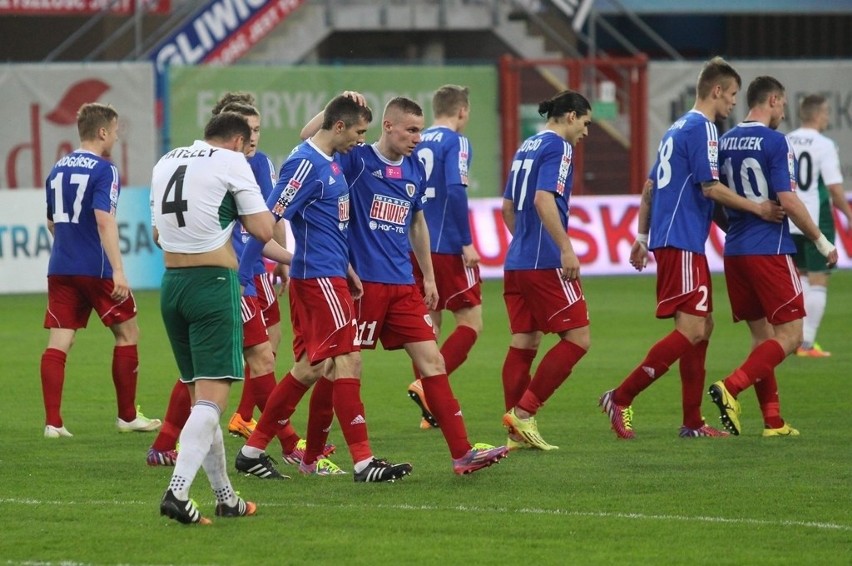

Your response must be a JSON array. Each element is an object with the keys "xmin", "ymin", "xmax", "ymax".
[
  {"xmin": 787, "ymin": 94, "xmax": 852, "ymax": 357},
  {"xmin": 151, "ymin": 112, "xmax": 276, "ymax": 525}
]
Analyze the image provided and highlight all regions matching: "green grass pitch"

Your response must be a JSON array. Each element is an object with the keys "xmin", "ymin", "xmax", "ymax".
[{"xmin": 0, "ymin": 273, "xmax": 849, "ymax": 565}]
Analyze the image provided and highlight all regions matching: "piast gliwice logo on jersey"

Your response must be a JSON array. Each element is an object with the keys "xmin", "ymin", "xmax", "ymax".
[{"xmin": 369, "ymin": 194, "xmax": 410, "ymax": 226}]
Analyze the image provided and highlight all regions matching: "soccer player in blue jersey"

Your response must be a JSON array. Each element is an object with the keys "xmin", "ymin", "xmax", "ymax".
[
  {"xmin": 407, "ymin": 85, "xmax": 483, "ymax": 430},
  {"xmin": 599, "ymin": 57, "xmax": 785, "ymax": 440},
  {"xmin": 302, "ymin": 94, "xmax": 509, "ymax": 475},
  {"xmin": 235, "ymin": 93, "xmax": 412, "ymax": 481},
  {"xmin": 40, "ymin": 102, "xmax": 161, "ymax": 439},
  {"xmin": 500, "ymin": 90, "xmax": 592, "ymax": 451},
  {"xmin": 708, "ymin": 76, "xmax": 838, "ymax": 437}
]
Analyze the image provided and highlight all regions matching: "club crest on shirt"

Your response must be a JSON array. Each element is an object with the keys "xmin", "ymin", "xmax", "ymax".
[{"xmin": 405, "ymin": 183, "xmax": 416, "ymax": 198}]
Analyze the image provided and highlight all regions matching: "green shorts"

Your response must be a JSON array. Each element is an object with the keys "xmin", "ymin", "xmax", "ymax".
[
  {"xmin": 792, "ymin": 234, "xmax": 835, "ymax": 274},
  {"xmin": 160, "ymin": 266, "xmax": 244, "ymax": 383}
]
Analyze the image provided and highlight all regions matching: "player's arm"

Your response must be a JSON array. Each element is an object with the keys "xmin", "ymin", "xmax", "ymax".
[
  {"xmin": 95, "ymin": 209, "xmax": 130, "ymax": 300},
  {"xmin": 409, "ymin": 210, "xmax": 438, "ymax": 309},
  {"xmin": 778, "ymin": 191, "xmax": 838, "ymax": 266},
  {"xmin": 828, "ymin": 183, "xmax": 852, "ymax": 236},
  {"xmin": 702, "ymin": 180, "xmax": 785, "ymax": 222},
  {"xmin": 448, "ymin": 181, "xmax": 478, "ymax": 266},
  {"xmin": 261, "ymin": 239, "xmax": 292, "ymax": 265},
  {"xmin": 630, "ymin": 178, "xmax": 653, "ymax": 271},
  {"xmin": 534, "ymin": 189, "xmax": 579, "ymax": 281},
  {"xmin": 347, "ymin": 263, "xmax": 363, "ymax": 300},
  {"xmin": 272, "ymin": 221, "xmax": 290, "ymax": 291},
  {"xmin": 47, "ymin": 219, "xmax": 55, "ymax": 237},
  {"xmin": 501, "ymin": 198, "xmax": 516, "ymax": 235}
]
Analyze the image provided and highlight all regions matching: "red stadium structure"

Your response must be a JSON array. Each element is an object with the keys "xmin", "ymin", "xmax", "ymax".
[{"xmin": 498, "ymin": 54, "xmax": 648, "ymax": 196}]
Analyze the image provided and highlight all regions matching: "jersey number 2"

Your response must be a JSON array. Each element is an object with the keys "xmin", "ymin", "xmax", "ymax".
[{"xmin": 161, "ymin": 165, "xmax": 189, "ymax": 227}]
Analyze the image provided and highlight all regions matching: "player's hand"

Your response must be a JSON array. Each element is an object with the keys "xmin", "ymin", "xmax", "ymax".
[
  {"xmin": 757, "ymin": 200, "xmax": 785, "ymax": 223},
  {"xmin": 629, "ymin": 240, "xmax": 649, "ymax": 272},
  {"xmin": 422, "ymin": 278, "xmax": 439, "ymax": 310},
  {"xmin": 559, "ymin": 249, "xmax": 580, "ymax": 281},
  {"xmin": 342, "ymin": 91, "xmax": 367, "ymax": 107},
  {"xmin": 347, "ymin": 270, "xmax": 363, "ymax": 300},
  {"xmin": 111, "ymin": 270, "xmax": 131, "ymax": 301},
  {"xmin": 826, "ymin": 248, "xmax": 839, "ymax": 268},
  {"xmin": 462, "ymin": 244, "xmax": 480, "ymax": 268},
  {"xmin": 274, "ymin": 263, "xmax": 290, "ymax": 295}
]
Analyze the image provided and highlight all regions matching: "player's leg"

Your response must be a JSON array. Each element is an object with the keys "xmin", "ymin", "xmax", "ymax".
[
  {"xmin": 41, "ymin": 328, "xmax": 76, "ymax": 437},
  {"xmin": 41, "ymin": 275, "xmax": 89, "ymax": 437},
  {"xmin": 801, "ymin": 270, "xmax": 830, "ymax": 354},
  {"xmin": 147, "ymin": 378, "xmax": 190, "ymax": 466}
]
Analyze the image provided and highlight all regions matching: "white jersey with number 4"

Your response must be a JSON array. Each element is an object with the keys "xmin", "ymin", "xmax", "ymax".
[
  {"xmin": 786, "ymin": 127, "xmax": 843, "ymax": 235},
  {"xmin": 151, "ymin": 140, "xmax": 268, "ymax": 253}
]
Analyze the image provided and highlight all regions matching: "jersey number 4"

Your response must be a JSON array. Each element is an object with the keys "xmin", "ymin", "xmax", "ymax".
[{"xmin": 161, "ymin": 165, "xmax": 189, "ymax": 227}]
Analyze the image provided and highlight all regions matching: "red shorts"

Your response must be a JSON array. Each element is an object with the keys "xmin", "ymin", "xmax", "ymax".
[
  {"xmin": 653, "ymin": 248, "xmax": 713, "ymax": 319},
  {"xmin": 724, "ymin": 254, "xmax": 804, "ymax": 324},
  {"xmin": 355, "ymin": 282, "xmax": 436, "ymax": 350},
  {"xmin": 412, "ymin": 252, "xmax": 482, "ymax": 312},
  {"xmin": 240, "ymin": 294, "xmax": 268, "ymax": 349},
  {"xmin": 503, "ymin": 269, "xmax": 589, "ymax": 334},
  {"xmin": 289, "ymin": 277, "xmax": 358, "ymax": 364},
  {"xmin": 44, "ymin": 275, "xmax": 137, "ymax": 329},
  {"xmin": 254, "ymin": 272, "xmax": 281, "ymax": 327}
]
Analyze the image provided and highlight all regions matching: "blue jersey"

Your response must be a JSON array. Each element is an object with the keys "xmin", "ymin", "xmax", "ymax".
[
  {"xmin": 341, "ymin": 143, "xmax": 426, "ymax": 284},
  {"xmin": 502, "ymin": 130, "xmax": 575, "ymax": 270},
  {"xmin": 45, "ymin": 149, "xmax": 120, "ymax": 277},
  {"xmin": 417, "ymin": 126, "xmax": 472, "ymax": 253},
  {"xmin": 648, "ymin": 110, "xmax": 719, "ymax": 254},
  {"xmin": 719, "ymin": 121, "xmax": 797, "ymax": 256},
  {"xmin": 239, "ymin": 139, "xmax": 350, "ymax": 283},
  {"xmin": 232, "ymin": 151, "xmax": 277, "ymax": 296}
]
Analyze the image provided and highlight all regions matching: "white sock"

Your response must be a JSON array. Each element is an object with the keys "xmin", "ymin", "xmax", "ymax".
[
  {"xmin": 354, "ymin": 457, "xmax": 374, "ymax": 473},
  {"xmin": 803, "ymin": 285, "xmax": 827, "ymax": 348},
  {"xmin": 168, "ymin": 401, "xmax": 219, "ymax": 500},
  {"xmin": 799, "ymin": 275, "xmax": 811, "ymax": 297},
  {"xmin": 241, "ymin": 445, "xmax": 264, "ymax": 459},
  {"xmin": 202, "ymin": 425, "xmax": 238, "ymax": 507}
]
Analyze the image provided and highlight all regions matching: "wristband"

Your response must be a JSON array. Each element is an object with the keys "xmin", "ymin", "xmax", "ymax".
[
  {"xmin": 635, "ymin": 233, "xmax": 649, "ymax": 246},
  {"xmin": 814, "ymin": 234, "xmax": 835, "ymax": 257}
]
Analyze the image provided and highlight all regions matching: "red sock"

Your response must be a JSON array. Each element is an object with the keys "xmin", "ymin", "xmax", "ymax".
[
  {"xmin": 40, "ymin": 348, "xmax": 66, "ymax": 427},
  {"xmin": 112, "ymin": 345, "xmax": 138, "ymax": 422},
  {"xmin": 441, "ymin": 325, "xmax": 478, "ymax": 376},
  {"xmin": 614, "ymin": 330, "xmax": 692, "ymax": 406},
  {"xmin": 421, "ymin": 374, "xmax": 470, "ymax": 459},
  {"xmin": 502, "ymin": 347, "xmax": 536, "ymax": 411},
  {"xmin": 277, "ymin": 422, "xmax": 301, "ymax": 455},
  {"xmin": 151, "ymin": 379, "xmax": 191, "ymax": 451},
  {"xmin": 303, "ymin": 376, "xmax": 335, "ymax": 465},
  {"xmin": 236, "ymin": 364, "xmax": 254, "ymax": 420},
  {"xmin": 519, "ymin": 339, "xmax": 587, "ymax": 416},
  {"xmin": 248, "ymin": 372, "xmax": 308, "ymax": 451},
  {"xmin": 724, "ymin": 340, "xmax": 787, "ymax": 397},
  {"xmin": 679, "ymin": 339, "xmax": 708, "ymax": 429},
  {"xmin": 333, "ymin": 378, "xmax": 372, "ymax": 465},
  {"xmin": 250, "ymin": 371, "xmax": 276, "ymax": 412},
  {"xmin": 754, "ymin": 372, "xmax": 784, "ymax": 429}
]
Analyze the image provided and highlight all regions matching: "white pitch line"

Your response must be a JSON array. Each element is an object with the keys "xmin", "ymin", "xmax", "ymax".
[{"xmin": 1, "ymin": 498, "xmax": 849, "ymax": 532}]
